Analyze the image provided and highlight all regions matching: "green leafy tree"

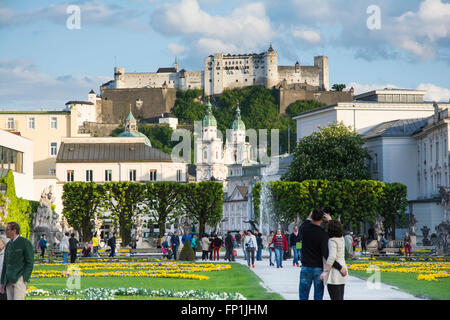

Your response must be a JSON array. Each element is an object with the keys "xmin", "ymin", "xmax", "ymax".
[
  {"xmin": 140, "ymin": 182, "xmax": 185, "ymax": 236},
  {"xmin": 332, "ymin": 84, "xmax": 346, "ymax": 91},
  {"xmin": 379, "ymin": 183, "xmax": 409, "ymax": 239},
  {"xmin": 62, "ymin": 182, "xmax": 106, "ymax": 242},
  {"xmin": 283, "ymin": 122, "xmax": 371, "ymax": 182},
  {"xmin": 285, "ymin": 100, "xmax": 326, "ymax": 118},
  {"xmin": 172, "ymin": 89, "xmax": 205, "ymax": 124},
  {"xmin": 104, "ymin": 182, "xmax": 145, "ymax": 247},
  {"xmin": 182, "ymin": 182, "xmax": 223, "ymax": 236}
]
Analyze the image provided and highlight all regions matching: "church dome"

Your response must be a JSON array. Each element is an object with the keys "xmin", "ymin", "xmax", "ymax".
[
  {"xmin": 202, "ymin": 99, "xmax": 217, "ymax": 127},
  {"xmin": 118, "ymin": 131, "xmax": 152, "ymax": 147},
  {"xmin": 231, "ymin": 104, "xmax": 245, "ymax": 131}
]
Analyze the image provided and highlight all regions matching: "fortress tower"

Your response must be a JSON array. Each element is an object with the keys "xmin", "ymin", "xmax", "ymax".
[
  {"xmin": 314, "ymin": 56, "xmax": 329, "ymax": 91},
  {"xmin": 265, "ymin": 44, "xmax": 279, "ymax": 88}
]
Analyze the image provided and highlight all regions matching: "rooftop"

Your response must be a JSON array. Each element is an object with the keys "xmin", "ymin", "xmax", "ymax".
[
  {"xmin": 363, "ymin": 118, "xmax": 429, "ymax": 139},
  {"xmin": 57, "ymin": 141, "xmax": 172, "ymax": 163}
]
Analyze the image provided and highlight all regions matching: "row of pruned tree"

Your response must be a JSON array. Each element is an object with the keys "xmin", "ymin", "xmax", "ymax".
[
  {"xmin": 252, "ymin": 180, "xmax": 408, "ymax": 237},
  {"xmin": 62, "ymin": 181, "xmax": 223, "ymax": 245}
]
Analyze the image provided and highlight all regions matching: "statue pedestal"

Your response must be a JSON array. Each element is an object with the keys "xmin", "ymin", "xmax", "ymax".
[{"xmin": 410, "ymin": 235, "xmax": 416, "ymax": 247}]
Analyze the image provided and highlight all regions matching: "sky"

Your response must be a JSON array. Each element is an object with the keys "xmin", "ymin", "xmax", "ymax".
[{"xmin": 0, "ymin": 0, "xmax": 449, "ymax": 111}]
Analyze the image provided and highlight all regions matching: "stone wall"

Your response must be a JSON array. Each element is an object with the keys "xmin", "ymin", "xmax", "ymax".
[
  {"xmin": 79, "ymin": 122, "xmax": 121, "ymax": 137},
  {"xmin": 277, "ymin": 87, "xmax": 354, "ymax": 114},
  {"xmin": 98, "ymin": 87, "xmax": 177, "ymax": 123}
]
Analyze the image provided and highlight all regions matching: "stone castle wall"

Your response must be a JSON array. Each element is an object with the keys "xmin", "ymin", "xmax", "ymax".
[
  {"xmin": 277, "ymin": 88, "xmax": 354, "ymax": 114},
  {"xmin": 98, "ymin": 87, "xmax": 177, "ymax": 123}
]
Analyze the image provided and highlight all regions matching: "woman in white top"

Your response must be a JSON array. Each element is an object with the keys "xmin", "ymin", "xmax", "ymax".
[
  {"xmin": 244, "ymin": 230, "xmax": 258, "ymax": 268},
  {"xmin": 0, "ymin": 236, "xmax": 9, "ymax": 300},
  {"xmin": 320, "ymin": 219, "xmax": 347, "ymax": 300}
]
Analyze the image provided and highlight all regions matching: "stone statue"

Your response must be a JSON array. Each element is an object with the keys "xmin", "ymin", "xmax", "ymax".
[
  {"xmin": 439, "ymin": 186, "xmax": 450, "ymax": 223},
  {"xmin": 409, "ymin": 214, "xmax": 417, "ymax": 236},
  {"xmin": 421, "ymin": 225, "xmax": 431, "ymax": 246},
  {"xmin": 374, "ymin": 216, "xmax": 385, "ymax": 237},
  {"xmin": 435, "ymin": 222, "xmax": 449, "ymax": 254},
  {"xmin": 177, "ymin": 214, "xmax": 193, "ymax": 235},
  {"xmin": 212, "ymin": 218, "xmax": 228, "ymax": 236},
  {"xmin": 243, "ymin": 219, "xmax": 258, "ymax": 233}
]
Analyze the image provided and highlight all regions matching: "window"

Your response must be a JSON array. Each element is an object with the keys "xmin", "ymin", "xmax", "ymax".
[
  {"xmin": 436, "ymin": 142, "xmax": 439, "ymax": 163},
  {"xmin": 50, "ymin": 117, "xmax": 58, "ymax": 129},
  {"xmin": 373, "ymin": 153, "xmax": 378, "ymax": 173},
  {"xmin": 149, "ymin": 169, "xmax": 157, "ymax": 181},
  {"xmin": 105, "ymin": 169, "xmax": 112, "ymax": 182},
  {"xmin": 67, "ymin": 170, "xmax": 74, "ymax": 182},
  {"xmin": 0, "ymin": 146, "xmax": 23, "ymax": 173},
  {"xmin": 86, "ymin": 170, "xmax": 93, "ymax": 182},
  {"xmin": 7, "ymin": 117, "xmax": 15, "ymax": 130},
  {"xmin": 49, "ymin": 168, "xmax": 56, "ymax": 176},
  {"xmin": 28, "ymin": 117, "xmax": 35, "ymax": 129},
  {"xmin": 129, "ymin": 169, "xmax": 137, "ymax": 181},
  {"xmin": 50, "ymin": 142, "xmax": 58, "ymax": 156},
  {"xmin": 176, "ymin": 169, "xmax": 182, "ymax": 182}
]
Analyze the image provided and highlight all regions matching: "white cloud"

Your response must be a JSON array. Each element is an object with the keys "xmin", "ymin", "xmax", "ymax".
[
  {"xmin": 348, "ymin": 82, "xmax": 450, "ymax": 102},
  {"xmin": 386, "ymin": 0, "xmax": 450, "ymax": 59},
  {"xmin": 168, "ymin": 43, "xmax": 186, "ymax": 56},
  {"xmin": 291, "ymin": 27, "xmax": 321, "ymax": 44},
  {"xmin": 417, "ymin": 83, "xmax": 450, "ymax": 102},
  {"xmin": 0, "ymin": 59, "xmax": 109, "ymax": 110},
  {"xmin": 151, "ymin": 0, "xmax": 274, "ymax": 55}
]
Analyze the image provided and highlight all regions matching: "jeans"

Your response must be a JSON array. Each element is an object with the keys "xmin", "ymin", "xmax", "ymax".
[
  {"xmin": 256, "ymin": 247, "xmax": 262, "ymax": 261},
  {"xmin": 242, "ymin": 246, "xmax": 247, "ymax": 260},
  {"xmin": 274, "ymin": 248, "xmax": 283, "ymax": 267},
  {"xmin": 62, "ymin": 252, "xmax": 69, "ymax": 263},
  {"xmin": 292, "ymin": 247, "xmax": 301, "ymax": 265},
  {"xmin": 173, "ymin": 245, "xmax": 178, "ymax": 260},
  {"xmin": 269, "ymin": 249, "xmax": 274, "ymax": 265},
  {"xmin": 246, "ymin": 248, "xmax": 255, "ymax": 266},
  {"xmin": 299, "ymin": 267, "xmax": 324, "ymax": 300}
]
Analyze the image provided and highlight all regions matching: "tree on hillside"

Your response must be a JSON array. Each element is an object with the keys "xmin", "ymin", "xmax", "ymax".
[
  {"xmin": 285, "ymin": 100, "xmax": 327, "ymax": 118},
  {"xmin": 172, "ymin": 89, "xmax": 205, "ymax": 124},
  {"xmin": 332, "ymin": 84, "xmax": 346, "ymax": 92},
  {"xmin": 282, "ymin": 122, "xmax": 371, "ymax": 182}
]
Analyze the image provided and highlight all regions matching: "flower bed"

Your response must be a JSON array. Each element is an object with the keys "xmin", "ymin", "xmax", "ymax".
[
  {"xmin": 31, "ymin": 262, "xmax": 231, "ymax": 280},
  {"xmin": 348, "ymin": 261, "xmax": 450, "ymax": 281},
  {"xmin": 26, "ymin": 287, "xmax": 246, "ymax": 300}
]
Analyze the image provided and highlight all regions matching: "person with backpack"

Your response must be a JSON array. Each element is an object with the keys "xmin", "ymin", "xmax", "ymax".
[{"xmin": 38, "ymin": 235, "xmax": 47, "ymax": 258}]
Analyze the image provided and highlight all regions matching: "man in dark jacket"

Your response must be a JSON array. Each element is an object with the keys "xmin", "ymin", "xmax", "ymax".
[
  {"xmin": 0, "ymin": 222, "xmax": 34, "ymax": 300},
  {"xmin": 69, "ymin": 233, "xmax": 79, "ymax": 263},
  {"xmin": 224, "ymin": 231, "xmax": 235, "ymax": 261},
  {"xmin": 171, "ymin": 231, "xmax": 180, "ymax": 260},
  {"xmin": 108, "ymin": 232, "xmax": 117, "ymax": 257},
  {"xmin": 299, "ymin": 208, "xmax": 347, "ymax": 300}
]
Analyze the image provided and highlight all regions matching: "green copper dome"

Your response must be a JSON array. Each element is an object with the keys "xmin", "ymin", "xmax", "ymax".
[
  {"xmin": 231, "ymin": 104, "xmax": 245, "ymax": 131},
  {"xmin": 202, "ymin": 99, "xmax": 217, "ymax": 127},
  {"xmin": 118, "ymin": 131, "xmax": 152, "ymax": 147}
]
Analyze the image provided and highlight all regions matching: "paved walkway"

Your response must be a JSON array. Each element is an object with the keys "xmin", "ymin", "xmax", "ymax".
[{"xmin": 217, "ymin": 248, "xmax": 424, "ymax": 300}]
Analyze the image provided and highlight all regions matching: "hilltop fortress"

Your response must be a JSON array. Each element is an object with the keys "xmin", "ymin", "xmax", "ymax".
[{"xmin": 102, "ymin": 45, "xmax": 330, "ymax": 95}]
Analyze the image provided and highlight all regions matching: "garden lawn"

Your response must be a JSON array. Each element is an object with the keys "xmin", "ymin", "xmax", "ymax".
[
  {"xmin": 28, "ymin": 261, "xmax": 283, "ymax": 300},
  {"xmin": 348, "ymin": 262, "xmax": 450, "ymax": 300}
]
